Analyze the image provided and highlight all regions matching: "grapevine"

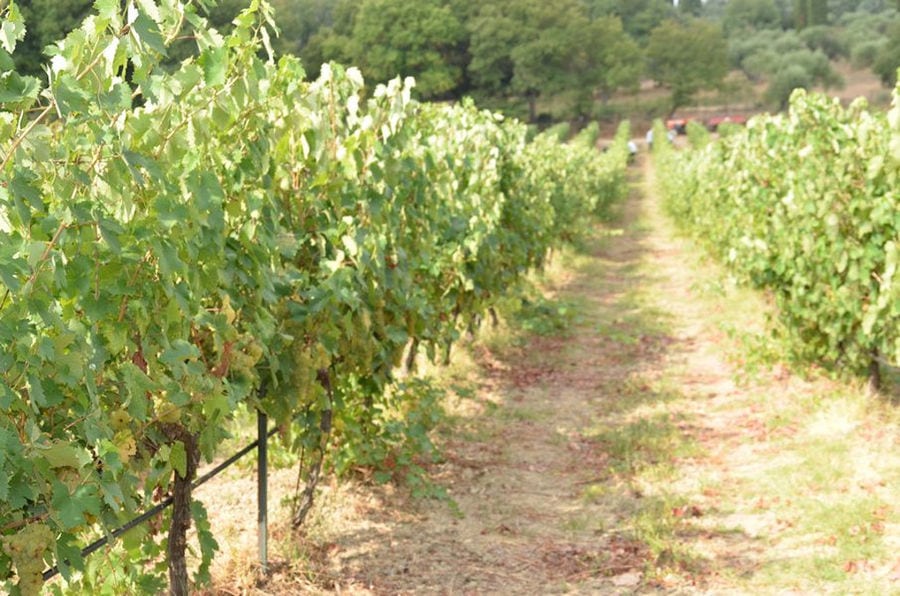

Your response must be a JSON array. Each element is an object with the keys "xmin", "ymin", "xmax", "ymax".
[
  {"xmin": 0, "ymin": 0, "xmax": 630, "ymax": 592},
  {"xmin": 654, "ymin": 87, "xmax": 900, "ymax": 384}
]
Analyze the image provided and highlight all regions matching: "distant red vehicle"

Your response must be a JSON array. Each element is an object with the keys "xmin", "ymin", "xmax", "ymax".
[
  {"xmin": 665, "ymin": 118, "xmax": 689, "ymax": 134},
  {"xmin": 706, "ymin": 115, "xmax": 747, "ymax": 131}
]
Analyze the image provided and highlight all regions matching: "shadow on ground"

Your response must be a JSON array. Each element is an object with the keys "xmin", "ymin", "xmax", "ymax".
[{"xmin": 280, "ymin": 161, "xmax": 764, "ymax": 595}]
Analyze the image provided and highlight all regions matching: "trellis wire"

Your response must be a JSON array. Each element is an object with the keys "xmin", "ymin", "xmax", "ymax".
[{"xmin": 42, "ymin": 408, "xmax": 277, "ymax": 582}]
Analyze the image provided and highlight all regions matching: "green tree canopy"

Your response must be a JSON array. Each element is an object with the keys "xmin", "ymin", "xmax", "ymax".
[
  {"xmin": 267, "ymin": 0, "xmax": 335, "ymax": 57},
  {"xmin": 346, "ymin": 0, "xmax": 466, "ymax": 99},
  {"xmin": 646, "ymin": 18, "xmax": 729, "ymax": 113},
  {"xmin": 794, "ymin": 0, "xmax": 830, "ymax": 28},
  {"xmin": 799, "ymin": 25, "xmax": 847, "ymax": 58},
  {"xmin": 300, "ymin": 27, "xmax": 354, "ymax": 76},
  {"xmin": 679, "ymin": 0, "xmax": 705, "ymax": 17},
  {"xmin": 298, "ymin": 0, "xmax": 358, "ymax": 73},
  {"xmin": 467, "ymin": 0, "xmax": 643, "ymax": 120},
  {"xmin": 468, "ymin": 0, "xmax": 590, "ymax": 119},
  {"xmin": 731, "ymin": 29, "xmax": 806, "ymax": 79},
  {"xmin": 763, "ymin": 48, "xmax": 843, "ymax": 106},
  {"xmin": 727, "ymin": 26, "xmax": 842, "ymax": 104},
  {"xmin": 577, "ymin": 16, "xmax": 643, "ymax": 104},
  {"xmin": 873, "ymin": 20, "xmax": 900, "ymax": 85},
  {"xmin": 467, "ymin": 4, "xmax": 521, "ymax": 94},
  {"xmin": 724, "ymin": 0, "xmax": 782, "ymax": 32},
  {"xmin": 809, "ymin": 0, "xmax": 830, "ymax": 25},
  {"xmin": 13, "ymin": 0, "xmax": 92, "ymax": 76},
  {"xmin": 583, "ymin": 0, "xmax": 676, "ymax": 41},
  {"xmin": 507, "ymin": 1, "xmax": 588, "ymax": 117}
]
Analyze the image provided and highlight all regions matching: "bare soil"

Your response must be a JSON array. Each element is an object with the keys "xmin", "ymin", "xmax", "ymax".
[{"xmin": 291, "ymin": 164, "xmax": 672, "ymax": 595}]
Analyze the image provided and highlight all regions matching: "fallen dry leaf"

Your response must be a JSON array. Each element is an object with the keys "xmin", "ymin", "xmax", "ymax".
[{"xmin": 843, "ymin": 560, "xmax": 874, "ymax": 575}]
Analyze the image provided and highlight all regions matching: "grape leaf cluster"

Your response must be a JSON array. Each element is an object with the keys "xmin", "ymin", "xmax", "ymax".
[
  {"xmin": 656, "ymin": 88, "xmax": 900, "ymax": 378},
  {"xmin": 0, "ymin": 0, "xmax": 630, "ymax": 591}
]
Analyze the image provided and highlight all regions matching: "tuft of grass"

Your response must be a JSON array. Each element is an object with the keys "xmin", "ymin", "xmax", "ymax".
[
  {"xmin": 588, "ymin": 412, "xmax": 700, "ymax": 478},
  {"xmin": 562, "ymin": 513, "xmax": 605, "ymax": 535},
  {"xmin": 495, "ymin": 404, "xmax": 548, "ymax": 423},
  {"xmin": 511, "ymin": 295, "xmax": 581, "ymax": 336},
  {"xmin": 630, "ymin": 494, "xmax": 707, "ymax": 576},
  {"xmin": 582, "ymin": 483, "xmax": 608, "ymax": 503}
]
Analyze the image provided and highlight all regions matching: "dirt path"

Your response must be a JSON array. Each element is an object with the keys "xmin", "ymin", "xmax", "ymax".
[
  {"xmin": 290, "ymin": 157, "xmax": 760, "ymax": 594},
  {"xmin": 206, "ymin": 157, "xmax": 900, "ymax": 594}
]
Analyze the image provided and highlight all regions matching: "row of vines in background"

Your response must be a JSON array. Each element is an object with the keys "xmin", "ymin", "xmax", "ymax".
[
  {"xmin": 0, "ymin": 0, "xmax": 630, "ymax": 593},
  {"xmin": 654, "ymin": 87, "xmax": 900, "ymax": 387}
]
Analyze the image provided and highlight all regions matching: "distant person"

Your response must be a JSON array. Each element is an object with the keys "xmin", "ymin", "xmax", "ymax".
[
  {"xmin": 645, "ymin": 128, "xmax": 653, "ymax": 150},
  {"xmin": 627, "ymin": 140, "xmax": 638, "ymax": 163},
  {"xmin": 667, "ymin": 128, "xmax": 676, "ymax": 144}
]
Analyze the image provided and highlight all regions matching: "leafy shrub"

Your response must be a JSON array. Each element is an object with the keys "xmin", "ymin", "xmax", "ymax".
[
  {"xmin": 800, "ymin": 25, "xmax": 848, "ymax": 59},
  {"xmin": 851, "ymin": 39, "xmax": 887, "ymax": 68}
]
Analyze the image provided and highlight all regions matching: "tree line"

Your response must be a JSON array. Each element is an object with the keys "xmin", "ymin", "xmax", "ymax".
[{"xmin": 11, "ymin": 0, "xmax": 900, "ymax": 120}]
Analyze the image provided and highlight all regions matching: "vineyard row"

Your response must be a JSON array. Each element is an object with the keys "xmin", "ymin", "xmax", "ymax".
[
  {"xmin": 654, "ymin": 86, "xmax": 899, "ymax": 386},
  {"xmin": 0, "ymin": 1, "xmax": 630, "ymax": 593}
]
